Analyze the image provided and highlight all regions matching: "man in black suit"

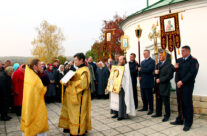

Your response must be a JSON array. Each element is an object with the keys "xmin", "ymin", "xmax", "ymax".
[
  {"xmin": 129, "ymin": 53, "xmax": 139, "ymax": 109},
  {"xmin": 88, "ymin": 56, "xmax": 97, "ymax": 73},
  {"xmin": 111, "ymin": 53, "xmax": 120, "ymax": 66},
  {"xmin": 151, "ymin": 51, "xmax": 174, "ymax": 122},
  {"xmin": 170, "ymin": 46, "xmax": 199, "ymax": 131},
  {"xmin": 138, "ymin": 50, "xmax": 155, "ymax": 115}
]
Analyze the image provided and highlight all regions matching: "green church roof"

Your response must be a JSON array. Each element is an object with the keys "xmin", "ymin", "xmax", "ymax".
[{"xmin": 120, "ymin": 0, "xmax": 189, "ymax": 27}]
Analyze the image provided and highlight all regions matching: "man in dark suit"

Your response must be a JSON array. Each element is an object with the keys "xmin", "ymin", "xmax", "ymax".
[
  {"xmin": 111, "ymin": 53, "xmax": 120, "ymax": 66},
  {"xmin": 88, "ymin": 56, "xmax": 97, "ymax": 73},
  {"xmin": 129, "ymin": 53, "xmax": 139, "ymax": 109},
  {"xmin": 170, "ymin": 46, "xmax": 199, "ymax": 131},
  {"xmin": 151, "ymin": 51, "xmax": 174, "ymax": 122},
  {"xmin": 138, "ymin": 50, "xmax": 155, "ymax": 115}
]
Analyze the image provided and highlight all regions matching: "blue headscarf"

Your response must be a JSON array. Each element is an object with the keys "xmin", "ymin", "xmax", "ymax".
[{"xmin": 13, "ymin": 63, "xmax": 20, "ymax": 72}]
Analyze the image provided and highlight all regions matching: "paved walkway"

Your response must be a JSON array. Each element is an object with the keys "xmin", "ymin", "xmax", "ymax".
[{"xmin": 1, "ymin": 99, "xmax": 207, "ymax": 136}]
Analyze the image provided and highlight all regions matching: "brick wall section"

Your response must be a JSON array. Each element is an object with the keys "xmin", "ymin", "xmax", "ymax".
[{"xmin": 137, "ymin": 87, "xmax": 207, "ymax": 115}]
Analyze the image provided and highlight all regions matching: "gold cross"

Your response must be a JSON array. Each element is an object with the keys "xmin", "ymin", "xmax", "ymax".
[{"xmin": 148, "ymin": 24, "xmax": 160, "ymax": 64}]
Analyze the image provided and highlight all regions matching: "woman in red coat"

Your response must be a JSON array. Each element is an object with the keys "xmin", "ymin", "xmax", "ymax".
[{"xmin": 12, "ymin": 64, "xmax": 25, "ymax": 116}]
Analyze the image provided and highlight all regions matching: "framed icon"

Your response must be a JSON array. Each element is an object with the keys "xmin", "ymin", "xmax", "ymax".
[
  {"xmin": 121, "ymin": 35, "xmax": 129, "ymax": 50},
  {"xmin": 106, "ymin": 66, "xmax": 125, "ymax": 94},
  {"xmin": 164, "ymin": 17, "xmax": 175, "ymax": 32},
  {"xmin": 106, "ymin": 32, "xmax": 111, "ymax": 42},
  {"xmin": 160, "ymin": 13, "xmax": 181, "ymax": 52}
]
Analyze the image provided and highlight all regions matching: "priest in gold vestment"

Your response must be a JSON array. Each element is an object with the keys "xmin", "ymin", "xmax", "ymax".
[
  {"xmin": 21, "ymin": 59, "xmax": 50, "ymax": 136},
  {"xmin": 58, "ymin": 53, "xmax": 92, "ymax": 136}
]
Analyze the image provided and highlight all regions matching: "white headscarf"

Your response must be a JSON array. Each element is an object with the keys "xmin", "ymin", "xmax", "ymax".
[
  {"xmin": 58, "ymin": 65, "xmax": 64, "ymax": 75},
  {"xmin": 98, "ymin": 61, "xmax": 105, "ymax": 69}
]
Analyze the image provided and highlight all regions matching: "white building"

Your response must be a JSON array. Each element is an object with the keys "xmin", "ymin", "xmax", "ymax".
[{"xmin": 120, "ymin": 0, "xmax": 207, "ymax": 96}]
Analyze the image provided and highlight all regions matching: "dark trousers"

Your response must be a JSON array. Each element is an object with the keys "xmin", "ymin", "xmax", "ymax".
[
  {"xmin": 0, "ymin": 97, "xmax": 9, "ymax": 118},
  {"xmin": 96, "ymin": 94, "xmax": 105, "ymax": 99},
  {"xmin": 15, "ymin": 106, "xmax": 22, "ymax": 116},
  {"xmin": 155, "ymin": 93, "xmax": 170, "ymax": 118},
  {"xmin": 176, "ymin": 84, "xmax": 194, "ymax": 127},
  {"xmin": 118, "ymin": 89, "xmax": 127, "ymax": 118},
  {"xmin": 110, "ymin": 89, "xmax": 128, "ymax": 119},
  {"xmin": 56, "ymin": 87, "xmax": 62, "ymax": 103},
  {"xmin": 141, "ymin": 88, "xmax": 153, "ymax": 111},
  {"xmin": 132, "ymin": 80, "xmax": 138, "ymax": 109}
]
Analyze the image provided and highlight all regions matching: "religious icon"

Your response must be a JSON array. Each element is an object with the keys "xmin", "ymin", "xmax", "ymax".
[
  {"xmin": 123, "ymin": 39, "xmax": 127, "ymax": 47},
  {"xmin": 106, "ymin": 32, "xmax": 111, "ymax": 42},
  {"xmin": 106, "ymin": 66, "xmax": 125, "ymax": 94},
  {"xmin": 121, "ymin": 35, "xmax": 129, "ymax": 49},
  {"xmin": 121, "ymin": 35, "xmax": 129, "ymax": 55},
  {"xmin": 164, "ymin": 17, "xmax": 175, "ymax": 32},
  {"xmin": 160, "ymin": 13, "xmax": 181, "ymax": 52}
]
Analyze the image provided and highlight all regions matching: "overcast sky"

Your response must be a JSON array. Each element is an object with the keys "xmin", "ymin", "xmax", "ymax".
[{"xmin": 0, "ymin": 0, "xmax": 155, "ymax": 57}]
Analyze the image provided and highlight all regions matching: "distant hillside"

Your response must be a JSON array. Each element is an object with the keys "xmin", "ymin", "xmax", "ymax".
[
  {"xmin": 0, "ymin": 56, "xmax": 73, "ymax": 64},
  {"xmin": 0, "ymin": 56, "xmax": 33, "ymax": 64}
]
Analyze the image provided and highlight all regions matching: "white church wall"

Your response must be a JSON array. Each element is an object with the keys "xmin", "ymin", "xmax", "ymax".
[{"xmin": 122, "ymin": 0, "xmax": 207, "ymax": 96}]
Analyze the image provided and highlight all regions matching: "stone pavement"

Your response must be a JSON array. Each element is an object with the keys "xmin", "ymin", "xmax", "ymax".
[{"xmin": 1, "ymin": 99, "xmax": 207, "ymax": 136}]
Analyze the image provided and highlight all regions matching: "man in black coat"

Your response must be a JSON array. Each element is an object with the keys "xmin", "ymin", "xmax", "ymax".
[
  {"xmin": 138, "ymin": 50, "xmax": 155, "ymax": 115},
  {"xmin": 111, "ymin": 53, "xmax": 120, "ymax": 66},
  {"xmin": 0, "ymin": 66, "xmax": 13, "ymax": 121},
  {"xmin": 170, "ymin": 46, "xmax": 199, "ymax": 131},
  {"xmin": 151, "ymin": 51, "xmax": 174, "ymax": 122},
  {"xmin": 129, "ymin": 53, "xmax": 139, "ymax": 109},
  {"xmin": 0, "ymin": 61, "xmax": 4, "ymax": 71},
  {"xmin": 88, "ymin": 56, "xmax": 97, "ymax": 73}
]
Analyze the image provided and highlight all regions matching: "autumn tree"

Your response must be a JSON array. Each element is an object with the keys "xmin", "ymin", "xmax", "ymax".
[
  {"xmin": 87, "ymin": 14, "xmax": 126, "ymax": 61},
  {"xmin": 32, "ymin": 20, "xmax": 65, "ymax": 63},
  {"xmin": 102, "ymin": 14, "xmax": 125, "ymax": 58}
]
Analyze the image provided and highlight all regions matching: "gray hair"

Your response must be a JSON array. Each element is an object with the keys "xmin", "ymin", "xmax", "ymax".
[
  {"xmin": 144, "ymin": 49, "xmax": 150, "ymax": 54},
  {"xmin": 98, "ymin": 61, "xmax": 105, "ymax": 67}
]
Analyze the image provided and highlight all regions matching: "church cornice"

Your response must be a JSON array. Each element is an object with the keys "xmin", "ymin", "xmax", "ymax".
[
  {"xmin": 120, "ymin": 0, "xmax": 207, "ymax": 31},
  {"xmin": 120, "ymin": 0, "xmax": 189, "ymax": 28}
]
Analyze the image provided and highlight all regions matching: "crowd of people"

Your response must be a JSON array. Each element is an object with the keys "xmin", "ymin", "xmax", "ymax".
[
  {"xmin": 0, "ymin": 54, "xmax": 124, "ymax": 121},
  {"xmin": 0, "ymin": 45, "xmax": 199, "ymax": 134},
  {"xmin": 0, "ymin": 59, "xmax": 79, "ymax": 121}
]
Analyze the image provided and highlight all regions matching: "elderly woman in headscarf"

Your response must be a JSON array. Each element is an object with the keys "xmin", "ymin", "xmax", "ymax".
[
  {"xmin": 96, "ymin": 61, "xmax": 110, "ymax": 99},
  {"xmin": 45, "ymin": 64, "xmax": 56, "ymax": 103},
  {"xmin": 55, "ymin": 65, "xmax": 65, "ymax": 103},
  {"xmin": 13, "ymin": 63, "xmax": 20, "ymax": 72},
  {"xmin": 12, "ymin": 64, "xmax": 25, "ymax": 116},
  {"xmin": 0, "ymin": 66, "xmax": 14, "ymax": 121},
  {"xmin": 64, "ymin": 63, "xmax": 70, "ymax": 74}
]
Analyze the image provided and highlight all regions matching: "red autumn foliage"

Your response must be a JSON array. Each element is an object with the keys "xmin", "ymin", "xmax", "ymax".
[{"xmin": 89, "ymin": 14, "xmax": 126, "ymax": 61}]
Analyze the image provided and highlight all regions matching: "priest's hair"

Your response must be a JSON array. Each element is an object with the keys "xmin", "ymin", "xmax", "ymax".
[
  {"xmin": 29, "ymin": 59, "xmax": 40, "ymax": 69},
  {"xmin": 74, "ymin": 53, "xmax": 85, "ymax": 62}
]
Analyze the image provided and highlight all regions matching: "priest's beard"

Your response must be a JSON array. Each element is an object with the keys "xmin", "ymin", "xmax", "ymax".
[{"xmin": 118, "ymin": 62, "xmax": 125, "ymax": 66}]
